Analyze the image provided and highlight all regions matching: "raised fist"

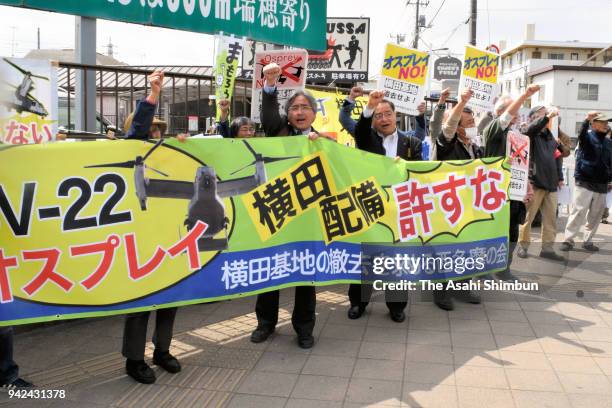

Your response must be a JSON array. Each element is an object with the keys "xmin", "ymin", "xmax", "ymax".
[
  {"xmin": 417, "ymin": 101, "xmax": 426, "ymax": 115},
  {"xmin": 262, "ymin": 63, "xmax": 281, "ymax": 87},
  {"xmin": 349, "ymin": 86, "xmax": 364, "ymax": 100},
  {"xmin": 459, "ymin": 88, "xmax": 473, "ymax": 104},
  {"xmin": 148, "ymin": 70, "xmax": 164, "ymax": 97},
  {"xmin": 218, "ymin": 98, "xmax": 230, "ymax": 120},
  {"xmin": 525, "ymin": 84, "xmax": 540, "ymax": 97},
  {"xmin": 367, "ymin": 90, "xmax": 385, "ymax": 110},
  {"xmin": 586, "ymin": 111, "xmax": 600, "ymax": 121},
  {"xmin": 438, "ymin": 88, "xmax": 450, "ymax": 104}
]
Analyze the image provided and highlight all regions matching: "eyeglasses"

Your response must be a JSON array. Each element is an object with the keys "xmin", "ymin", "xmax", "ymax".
[
  {"xmin": 373, "ymin": 111, "xmax": 394, "ymax": 120},
  {"xmin": 288, "ymin": 104, "xmax": 314, "ymax": 113}
]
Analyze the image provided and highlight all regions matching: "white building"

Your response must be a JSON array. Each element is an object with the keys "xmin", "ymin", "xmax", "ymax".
[
  {"xmin": 528, "ymin": 65, "xmax": 612, "ymax": 139},
  {"xmin": 499, "ymin": 24, "xmax": 611, "ymax": 98}
]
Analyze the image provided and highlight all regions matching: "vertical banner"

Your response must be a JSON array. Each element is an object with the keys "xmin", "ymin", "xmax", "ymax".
[
  {"xmin": 459, "ymin": 45, "xmax": 500, "ymax": 112},
  {"xmin": 250, "ymin": 49, "xmax": 308, "ymax": 123},
  {"xmin": 0, "ymin": 57, "xmax": 57, "ymax": 144},
  {"xmin": 506, "ymin": 131, "xmax": 530, "ymax": 201},
  {"xmin": 214, "ymin": 34, "xmax": 244, "ymax": 121},
  {"xmin": 377, "ymin": 44, "xmax": 429, "ymax": 116}
]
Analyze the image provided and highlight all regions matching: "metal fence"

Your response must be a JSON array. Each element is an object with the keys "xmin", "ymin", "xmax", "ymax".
[
  {"xmin": 58, "ymin": 63, "xmax": 256, "ymax": 136},
  {"xmin": 56, "ymin": 62, "xmax": 428, "ymax": 138}
]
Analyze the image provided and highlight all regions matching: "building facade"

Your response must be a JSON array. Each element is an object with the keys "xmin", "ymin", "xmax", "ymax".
[{"xmin": 528, "ymin": 65, "xmax": 612, "ymax": 139}]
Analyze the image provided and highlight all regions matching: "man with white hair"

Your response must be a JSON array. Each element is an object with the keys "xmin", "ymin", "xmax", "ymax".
[{"xmin": 482, "ymin": 85, "xmax": 539, "ymax": 280}]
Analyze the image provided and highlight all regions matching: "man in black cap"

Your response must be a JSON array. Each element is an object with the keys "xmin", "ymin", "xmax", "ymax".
[{"xmin": 561, "ymin": 111, "xmax": 612, "ymax": 252}]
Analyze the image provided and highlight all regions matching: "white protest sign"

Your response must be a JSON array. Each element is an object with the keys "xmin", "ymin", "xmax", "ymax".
[
  {"xmin": 250, "ymin": 49, "xmax": 309, "ymax": 123},
  {"xmin": 506, "ymin": 131, "xmax": 530, "ymax": 201}
]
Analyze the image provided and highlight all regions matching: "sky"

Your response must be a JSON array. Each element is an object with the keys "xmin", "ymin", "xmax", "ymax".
[{"xmin": 0, "ymin": 0, "xmax": 611, "ymax": 74}]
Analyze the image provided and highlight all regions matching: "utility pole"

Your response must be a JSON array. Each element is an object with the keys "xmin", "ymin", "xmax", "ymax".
[
  {"xmin": 469, "ymin": 0, "xmax": 477, "ymax": 46},
  {"xmin": 407, "ymin": 0, "xmax": 429, "ymax": 49},
  {"xmin": 10, "ymin": 26, "xmax": 17, "ymax": 57},
  {"xmin": 37, "ymin": 27, "xmax": 40, "ymax": 49}
]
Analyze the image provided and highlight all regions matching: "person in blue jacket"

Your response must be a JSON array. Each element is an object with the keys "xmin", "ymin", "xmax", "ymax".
[{"xmin": 339, "ymin": 86, "xmax": 427, "ymax": 142}]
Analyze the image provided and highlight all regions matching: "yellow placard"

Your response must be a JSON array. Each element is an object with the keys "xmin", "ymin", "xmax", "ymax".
[
  {"xmin": 310, "ymin": 89, "xmax": 367, "ymax": 147},
  {"xmin": 381, "ymin": 44, "xmax": 430, "ymax": 86},
  {"xmin": 462, "ymin": 45, "xmax": 499, "ymax": 85}
]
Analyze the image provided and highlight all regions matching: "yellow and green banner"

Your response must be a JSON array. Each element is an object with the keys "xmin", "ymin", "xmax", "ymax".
[
  {"xmin": 214, "ymin": 34, "xmax": 244, "ymax": 121},
  {"xmin": 0, "ymin": 138, "xmax": 509, "ymax": 325}
]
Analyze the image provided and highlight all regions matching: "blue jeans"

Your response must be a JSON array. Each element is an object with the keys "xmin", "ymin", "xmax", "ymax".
[{"xmin": 0, "ymin": 326, "xmax": 18, "ymax": 384}]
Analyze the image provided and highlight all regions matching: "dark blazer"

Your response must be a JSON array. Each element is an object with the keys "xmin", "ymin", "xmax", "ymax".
[
  {"xmin": 262, "ymin": 88, "xmax": 313, "ymax": 137},
  {"xmin": 354, "ymin": 113, "xmax": 422, "ymax": 161}
]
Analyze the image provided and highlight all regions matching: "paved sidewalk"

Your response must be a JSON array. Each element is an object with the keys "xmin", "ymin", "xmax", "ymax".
[{"xmin": 2, "ymin": 219, "xmax": 612, "ymax": 408}]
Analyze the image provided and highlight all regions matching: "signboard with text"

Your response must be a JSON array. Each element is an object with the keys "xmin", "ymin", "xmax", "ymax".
[
  {"xmin": 506, "ymin": 131, "xmax": 530, "ymax": 201},
  {"xmin": 241, "ymin": 17, "xmax": 369, "ymax": 84},
  {"xmin": 458, "ymin": 45, "xmax": 500, "ymax": 112},
  {"xmin": 0, "ymin": 0, "xmax": 327, "ymax": 50},
  {"xmin": 250, "ymin": 49, "xmax": 308, "ymax": 123},
  {"xmin": 377, "ymin": 44, "xmax": 429, "ymax": 116}
]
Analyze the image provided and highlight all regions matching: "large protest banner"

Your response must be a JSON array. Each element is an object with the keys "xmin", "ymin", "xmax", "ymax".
[
  {"xmin": 0, "ymin": 0, "xmax": 327, "ymax": 51},
  {"xmin": 250, "ymin": 49, "xmax": 308, "ymax": 123},
  {"xmin": 458, "ymin": 45, "xmax": 500, "ymax": 112},
  {"xmin": 309, "ymin": 88, "xmax": 368, "ymax": 147},
  {"xmin": 0, "ymin": 57, "xmax": 58, "ymax": 144},
  {"xmin": 378, "ymin": 44, "xmax": 429, "ymax": 116},
  {"xmin": 0, "ymin": 138, "xmax": 509, "ymax": 325}
]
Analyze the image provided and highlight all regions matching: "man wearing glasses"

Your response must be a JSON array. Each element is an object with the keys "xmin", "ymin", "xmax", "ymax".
[
  {"xmin": 249, "ymin": 63, "xmax": 319, "ymax": 349},
  {"xmin": 348, "ymin": 90, "xmax": 423, "ymax": 323}
]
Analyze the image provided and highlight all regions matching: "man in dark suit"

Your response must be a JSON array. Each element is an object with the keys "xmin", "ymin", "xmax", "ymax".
[
  {"xmin": 348, "ymin": 90, "xmax": 423, "ymax": 323},
  {"xmin": 250, "ymin": 63, "xmax": 323, "ymax": 350}
]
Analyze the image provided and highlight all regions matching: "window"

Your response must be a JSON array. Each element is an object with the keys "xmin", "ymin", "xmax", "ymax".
[
  {"xmin": 515, "ymin": 78, "xmax": 522, "ymax": 90},
  {"xmin": 578, "ymin": 83, "xmax": 599, "ymax": 101},
  {"xmin": 506, "ymin": 81, "xmax": 512, "ymax": 92},
  {"xmin": 516, "ymin": 52, "xmax": 523, "ymax": 64},
  {"xmin": 548, "ymin": 53, "xmax": 564, "ymax": 60},
  {"xmin": 604, "ymin": 55, "xmax": 612, "ymax": 64},
  {"xmin": 532, "ymin": 51, "xmax": 542, "ymax": 59},
  {"xmin": 570, "ymin": 53, "xmax": 579, "ymax": 60},
  {"xmin": 538, "ymin": 85, "xmax": 546, "ymax": 102},
  {"xmin": 575, "ymin": 122, "xmax": 583, "ymax": 136}
]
